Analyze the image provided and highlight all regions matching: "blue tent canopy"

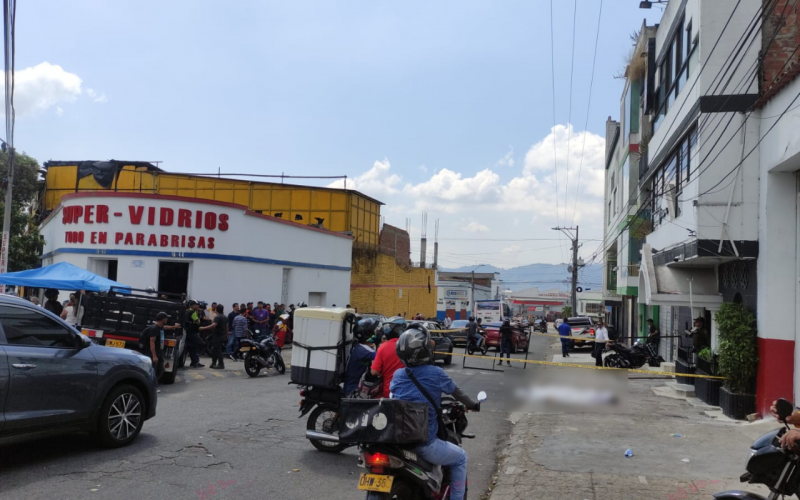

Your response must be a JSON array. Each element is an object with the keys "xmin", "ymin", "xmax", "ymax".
[{"xmin": 0, "ymin": 262, "xmax": 131, "ymax": 293}]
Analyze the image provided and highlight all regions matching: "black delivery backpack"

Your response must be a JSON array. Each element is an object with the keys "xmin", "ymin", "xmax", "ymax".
[{"xmin": 338, "ymin": 398, "xmax": 429, "ymax": 444}]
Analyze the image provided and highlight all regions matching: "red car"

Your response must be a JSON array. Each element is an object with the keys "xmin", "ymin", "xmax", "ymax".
[{"xmin": 483, "ymin": 322, "xmax": 529, "ymax": 353}]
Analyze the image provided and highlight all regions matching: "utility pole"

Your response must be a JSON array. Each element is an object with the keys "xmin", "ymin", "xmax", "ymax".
[
  {"xmin": 0, "ymin": 0, "xmax": 15, "ymax": 294},
  {"xmin": 553, "ymin": 226, "xmax": 580, "ymax": 315}
]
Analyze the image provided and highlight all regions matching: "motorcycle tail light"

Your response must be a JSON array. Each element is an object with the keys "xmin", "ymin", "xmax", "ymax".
[
  {"xmin": 590, "ymin": 329, "xmax": 595, "ymax": 335},
  {"xmin": 300, "ymin": 389, "xmax": 307, "ymax": 397},
  {"xmin": 363, "ymin": 452, "xmax": 403, "ymax": 469}
]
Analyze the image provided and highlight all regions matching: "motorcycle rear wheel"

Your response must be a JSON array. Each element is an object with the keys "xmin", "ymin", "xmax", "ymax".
[
  {"xmin": 244, "ymin": 353, "xmax": 261, "ymax": 377},
  {"xmin": 603, "ymin": 354, "xmax": 622, "ymax": 368},
  {"xmin": 307, "ymin": 406, "xmax": 347, "ymax": 453}
]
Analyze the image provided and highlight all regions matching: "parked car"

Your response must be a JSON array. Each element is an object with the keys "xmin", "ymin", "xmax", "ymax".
[
  {"xmin": 0, "ymin": 295, "xmax": 158, "ymax": 448},
  {"xmin": 411, "ymin": 320, "xmax": 453, "ymax": 365},
  {"xmin": 483, "ymin": 321, "xmax": 529, "ymax": 353},
  {"xmin": 447, "ymin": 319, "xmax": 470, "ymax": 345},
  {"xmin": 360, "ymin": 313, "xmax": 387, "ymax": 325},
  {"xmin": 564, "ymin": 316, "xmax": 595, "ymax": 349}
]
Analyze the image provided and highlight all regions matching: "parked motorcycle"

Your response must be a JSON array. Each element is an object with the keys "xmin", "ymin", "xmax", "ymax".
[
  {"xmin": 713, "ymin": 398, "xmax": 798, "ymax": 500},
  {"xmin": 356, "ymin": 391, "xmax": 487, "ymax": 499},
  {"xmin": 239, "ymin": 331, "xmax": 285, "ymax": 377},
  {"xmin": 466, "ymin": 336, "xmax": 488, "ymax": 356},
  {"xmin": 602, "ymin": 340, "xmax": 662, "ymax": 369}
]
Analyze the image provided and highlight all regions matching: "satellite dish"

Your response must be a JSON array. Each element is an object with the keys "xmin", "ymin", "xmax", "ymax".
[
  {"xmin": 576, "ymin": 286, "xmax": 583, "ymax": 292},
  {"xmin": 567, "ymin": 265, "xmax": 574, "ymax": 273}
]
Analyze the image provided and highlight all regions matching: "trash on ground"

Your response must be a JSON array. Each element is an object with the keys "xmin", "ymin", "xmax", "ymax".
[{"xmin": 624, "ymin": 449, "xmax": 634, "ymax": 457}]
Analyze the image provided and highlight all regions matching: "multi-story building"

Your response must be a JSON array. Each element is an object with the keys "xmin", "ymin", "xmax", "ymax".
[
  {"xmin": 636, "ymin": 0, "xmax": 761, "ymax": 373},
  {"xmin": 603, "ymin": 23, "xmax": 657, "ymax": 342}
]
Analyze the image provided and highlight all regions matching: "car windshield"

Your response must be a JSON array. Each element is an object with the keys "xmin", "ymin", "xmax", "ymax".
[{"xmin": 451, "ymin": 320, "xmax": 468, "ymax": 328}]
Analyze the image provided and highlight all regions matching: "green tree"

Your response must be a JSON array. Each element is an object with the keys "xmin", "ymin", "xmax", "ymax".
[
  {"xmin": 561, "ymin": 306, "xmax": 573, "ymax": 319},
  {"xmin": 715, "ymin": 303, "xmax": 758, "ymax": 394},
  {"xmin": 0, "ymin": 150, "xmax": 45, "ymax": 271}
]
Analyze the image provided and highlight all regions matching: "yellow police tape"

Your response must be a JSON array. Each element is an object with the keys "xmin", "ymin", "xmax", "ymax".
[{"xmin": 432, "ymin": 350, "xmax": 727, "ymax": 380}]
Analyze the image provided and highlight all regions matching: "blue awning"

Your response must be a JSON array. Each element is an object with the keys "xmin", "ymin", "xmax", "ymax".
[{"xmin": 0, "ymin": 262, "xmax": 130, "ymax": 293}]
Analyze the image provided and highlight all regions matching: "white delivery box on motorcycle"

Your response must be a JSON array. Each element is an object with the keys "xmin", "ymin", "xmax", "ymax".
[{"xmin": 291, "ymin": 307, "xmax": 355, "ymax": 389}]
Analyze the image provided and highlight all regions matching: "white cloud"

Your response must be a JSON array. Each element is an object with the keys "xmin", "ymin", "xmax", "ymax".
[
  {"xmin": 502, "ymin": 244, "xmax": 521, "ymax": 253},
  {"xmin": 56, "ymin": 106, "xmax": 63, "ymax": 116},
  {"xmin": 14, "ymin": 62, "xmax": 82, "ymax": 116},
  {"xmin": 464, "ymin": 222, "xmax": 489, "ymax": 233},
  {"xmin": 496, "ymin": 147, "xmax": 515, "ymax": 168},
  {"xmin": 418, "ymin": 164, "xmax": 428, "ymax": 173},
  {"xmin": 86, "ymin": 88, "xmax": 108, "ymax": 103},
  {"xmin": 328, "ymin": 158, "xmax": 402, "ymax": 195}
]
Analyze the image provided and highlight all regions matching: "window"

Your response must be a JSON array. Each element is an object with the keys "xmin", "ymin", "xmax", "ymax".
[
  {"xmin": 0, "ymin": 305, "xmax": 77, "ymax": 348},
  {"xmin": 650, "ymin": 126, "xmax": 697, "ymax": 226},
  {"xmin": 586, "ymin": 303, "xmax": 602, "ymax": 315},
  {"xmin": 652, "ymin": 14, "xmax": 696, "ymax": 132}
]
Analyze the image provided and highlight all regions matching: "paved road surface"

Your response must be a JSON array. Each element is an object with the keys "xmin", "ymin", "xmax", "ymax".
[{"xmin": 0, "ymin": 334, "xmax": 549, "ymax": 500}]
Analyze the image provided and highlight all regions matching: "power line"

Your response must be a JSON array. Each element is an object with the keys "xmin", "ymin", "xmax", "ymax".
[
  {"xmin": 571, "ymin": 0, "xmax": 604, "ymax": 226},
  {"xmin": 562, "ymin": 0, "xmax": 578, "ymax": 224}
]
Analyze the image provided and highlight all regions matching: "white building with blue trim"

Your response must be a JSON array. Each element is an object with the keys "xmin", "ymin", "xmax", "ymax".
[{"xmin": 38, "ymin": 192, "xmax": 353, "ymax": 307}]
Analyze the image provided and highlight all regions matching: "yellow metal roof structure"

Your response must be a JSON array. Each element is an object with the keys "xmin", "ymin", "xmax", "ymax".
[{"xmin": 41, "ymin": 161, "xmax": 383, "ymax": 248}]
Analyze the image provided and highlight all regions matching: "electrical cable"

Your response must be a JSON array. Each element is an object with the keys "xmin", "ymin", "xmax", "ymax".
[
  {"xmin": 563, "ymin": 0, "xmax": 578, "ymax": 224},
  {"xmin": 571, "ymin": 0, "xmax": 603, "ymax": 226}
]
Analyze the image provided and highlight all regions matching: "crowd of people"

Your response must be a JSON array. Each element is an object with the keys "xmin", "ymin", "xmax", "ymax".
[{"xmin": 181, "ymin": 300, "xmax": 300, "ymax": 371}]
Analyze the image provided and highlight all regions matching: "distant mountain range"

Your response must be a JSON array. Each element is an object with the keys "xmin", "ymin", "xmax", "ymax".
[{"xmin": 442, "ymin": 263, "xmax": 603, "ymax": 292}]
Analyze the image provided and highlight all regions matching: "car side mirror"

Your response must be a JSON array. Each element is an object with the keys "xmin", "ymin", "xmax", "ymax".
[
  {"xmin": 477, "ymin": 391, "xmax": 488, "ymax": 403},
  {"xmin": 75, "ymin": 333, "xmax": 91, "ymax": 349}
]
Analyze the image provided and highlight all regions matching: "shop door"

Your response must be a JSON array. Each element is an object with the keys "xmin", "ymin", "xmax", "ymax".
[{"xmin": 158, "ymin": 261, "xmax": 190, "ymax": 296}]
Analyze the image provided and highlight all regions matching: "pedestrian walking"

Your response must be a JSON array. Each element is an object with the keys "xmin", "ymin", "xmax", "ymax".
[
  {"xmin": 557, "ymin": 317, "xmax": 571, "ymax": 358},
  {"xmin": 498, "ymin": 319, "xmax": 513, "ymax": 366},
  {"xmin": 201, "ymin": 304, "xmax": 228, "ymax": 369},
  {"xmin": 593, "ymin": 318, "xmax": 610, "ymax": 367}
]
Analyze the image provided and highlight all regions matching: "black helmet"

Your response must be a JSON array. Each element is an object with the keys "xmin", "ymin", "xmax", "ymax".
[
  {"xmin": 468, "ymin": 316, "xmax": 475, "ymax": 322},
  {"xmin": 354, "ymin": 317, "xmax": 379, "ymax": 343},
  {"xmin": 382, "ymin": 316, "xmax": 407, "ymax": 339},
  {"xmin": 503, "ymin": 319, "xmax": 510, "ymax": 327},
  {"xmin": 396, "ymin": 325, "xmax": 433, "ymax": 367}
]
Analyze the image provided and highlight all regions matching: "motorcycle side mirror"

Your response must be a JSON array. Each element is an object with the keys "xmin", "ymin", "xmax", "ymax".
[
  {"xmin": 777, "ymin": 398, "xmax": 794, "ymax": 423},
  {"xmin": 477, "ymin": 391, "xmax": 487, "ymax": 403}
]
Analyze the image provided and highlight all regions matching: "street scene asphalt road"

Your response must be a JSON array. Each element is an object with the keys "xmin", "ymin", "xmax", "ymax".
[{"xmin": 0, "ymin": 335, "xmax": 549, "ymax": 500}]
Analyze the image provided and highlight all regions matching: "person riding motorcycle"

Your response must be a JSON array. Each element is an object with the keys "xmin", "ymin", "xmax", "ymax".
[
  {"xmin": 390, "ymin": 325, "xmax": 480, "ymax": 500},
  {"xmin": 343, "ymin": 317, "xmax": 377, "ymax": 396},
  {"xmin": 467, "ymin": 316, "xmax": 484, "ymax": 349},
  {"xmin": 369, "ymin": 316, "xmax": 407, "ymax": 398}
]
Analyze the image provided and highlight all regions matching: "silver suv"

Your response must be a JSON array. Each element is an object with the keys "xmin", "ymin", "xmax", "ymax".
[{"xmin": 0, "ymin": 295, "xmax": 157, "ymax": 447}]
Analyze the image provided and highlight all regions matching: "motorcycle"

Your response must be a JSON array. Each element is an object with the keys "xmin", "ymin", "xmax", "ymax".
[
  {"xmin": 535, "ymin": 320, "xmax": 548, "ymax": 333},
  {"xmin": 466, "ymin": 335, "xmax": 488, "ymax": 356},
  {"xmin": 603, "ymin": 340, "xmax": 662, "ymax": 369},
  {"xmin": 354, "ymin": 391, "xmax": 487, "ymax": 499},
  {"xmin": 714, "ymin": 398, "xmax": 798, "ymax": 500},
  {"xmin": 300, "ymin": 385, "xmax": 352, "ymax": 453},
  {"xmin": 239, "ymin": 331, "xmax": 286, "ymax": 377}
]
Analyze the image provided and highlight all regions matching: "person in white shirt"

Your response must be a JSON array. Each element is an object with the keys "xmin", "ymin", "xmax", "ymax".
[
  {"xmin": 60, "ymin": 294, "xmax": 83, "ymax": 327},
  {"xmin": 443, "ymin": 316, "xmax": 453, "ymax": 329},
  {"xmin": 593, "ymin": 317, "xmax": 610, "ymax": 367}
]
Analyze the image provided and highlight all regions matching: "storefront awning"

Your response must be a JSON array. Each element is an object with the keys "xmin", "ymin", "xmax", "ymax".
[{"xmin": 639, "ymin": 244, "xmax": 722, "ymax": 309}]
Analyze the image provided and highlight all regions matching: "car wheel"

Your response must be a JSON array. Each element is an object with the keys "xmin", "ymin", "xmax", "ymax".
[
  {"xmin": 444, "ymin": 349, "xmax": 453, "ymax": 365},
  {"xmin": 96, "ymin": 384, "xmax": 146, "ymax": 448}
]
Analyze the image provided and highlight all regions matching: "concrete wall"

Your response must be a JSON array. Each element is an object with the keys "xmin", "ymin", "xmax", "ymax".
[{"xmin": 349, "ymin": 249, "xmax": 437, "ymax": 318}]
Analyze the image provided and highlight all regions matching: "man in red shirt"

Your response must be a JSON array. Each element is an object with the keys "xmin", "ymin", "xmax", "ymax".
[{"xmin": 370, "ymin": 316, "xmax": 407, "ymax": 398}]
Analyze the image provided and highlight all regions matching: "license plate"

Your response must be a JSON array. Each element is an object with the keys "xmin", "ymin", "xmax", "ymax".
[
  {"xmin": 357, "ymin": 474, "xmax": 393, "ymax": 493},
  {"xmin": 239, "ymin": 347, "xmax": 251, "ymax": 352},
  {"xmin": 106, "ymin": 339, "xmax": 126, "ymax": 349}
]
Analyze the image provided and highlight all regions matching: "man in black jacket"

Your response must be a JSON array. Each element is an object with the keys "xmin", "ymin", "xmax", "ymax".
[{"xmin": 498, "ymin": 319, "xmax": 514, "ymax": 366}]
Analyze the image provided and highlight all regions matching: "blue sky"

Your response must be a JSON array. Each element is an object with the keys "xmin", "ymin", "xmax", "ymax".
[{"xmin": 15, "ymin": 1, "xmax": 662, "ymax": 272}]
